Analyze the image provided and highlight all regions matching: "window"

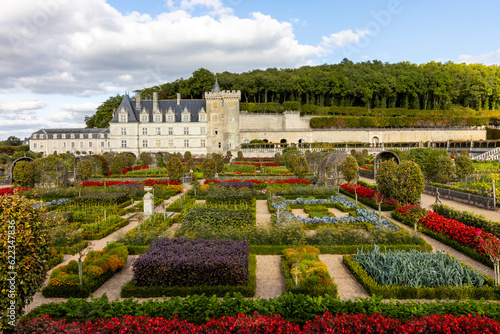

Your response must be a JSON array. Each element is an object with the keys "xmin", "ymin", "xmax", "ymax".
[
  {"xmin": 108, "ymin": 142, "xmax": 110, "ymax": 147},
  {"xmin": 156, "ymin": 140, "xmax": 161, "ymax": 148},
  {"xmin": 222, "ymin": 101, "xmax": 225, "ymax": 107},
  {"xmin": 218, "ymin": 142, "xmax": 221, "ymax": 148},
  {"xmin": 33, "ymin": 134, "xmax": 37, "ymax": 139},
  {"xmin": 79, "ymin": 134, "xmax": 84, "ymax": 139},
  {"xmin": 121, "ymin": 128, "xmax": 126, "ymax": 135},
  {"xmin": 168, "ymin": 127, "xmax": 173, "ymax": 135},
  {"xmin": 121, "ymin": 140, "xmax": 127, "ymax": 148},
  {"xmin": 40, "ymin": 134, "xmax": 44, "ymax": 139},
  {"xmin": 155, "ymin": 127, "xmax": 161, "ymax": 135},
  {"xmin": 200, "ymin": 127, "xmax": 206, "ymax": 135},
  {"xmin": 53, "ymin": 142, "xmax": 57, "ymax": 148},
  {"xmin": 183, "ymin": 114, "xmax": 190, "ymax": 122},
  {"xmin": 33, "ymin": 143, "xmax": 37, "ymax": 148},
  {"xmin": 142, "ymin": 140, "xmax": 148, "ymax": 148},
  {"xmin": 53, "ymin": 134, "xmax": 57, "ymax": 139},
  {"xmin": 243, "ymin": 139, "xmax": 250, "ymax": 144},
  {"xmin": 168, "ymin": 140, "xmax": 173, "ymax": 148},
  {"xmin": 141, "ymin": 115, "xmax": 148, "ymax": 123},
  {"xmin": 89, "ymin": 142, "xmax": 92, "ymax": 147},
  {"xmin": 199, "ymin": 114, "xmax": 206, "ymax": 122},
  {"xmin": 215, "ymin": 129, "xmax": 218, "ymax": 135},
  {"xmin": 61, "ymin": 134, "xmax": 66, "ymax": 139},
  {"xmin": 80, "ymin": 142, "xmax": 83, "ymax": 148},
  {"xmin": 100, "ymin": 134, "xmax": 104, "ymax": 138},
  {"xmin": 184, "ymin": 139, "xmax": 189, "ymax": 148},
  {"xmin": 184, "ymin": 127, "xmax": 189, "ymax": 135},
  {"xmin": 88, "ymin": 134, "xmax": 93, "ymax": 139},
  {"xmin": 71, "ymin": 142, "xmax": 75, "ymax": 148},
  {"xmin": 201, "ymin": 139, "xmax": 206, "ymax": 147},
  {"xmin": 40, "ymin": 143, "xmax": 44, "ymax": 148},
  {"xmin": 71, "ymin": 134, "xmax": 75, "ymax": 139},
  {"xmin": 119, "ymin": 114, "xmax": 127, "ymax": 123},
  {"xmin": 101, "ymin": 142, "xmax": 104, "ymax": 147},
  {"xmin": 221, "ymin": 114, "xmax": 224, "ymax": 121},
  {"xmin": 142, "ymin": 127, "xmax": 148, "ymax": 135},
  {"xmin": 155, "ymin": 115, "xmax": 161, "ymax": 123},
  {"xmin": 168, "ymin": 115, "xmax": 174, "ymax": 123},
  {"xmin": 63, "ymin": 142, "xmax": 66, "ymax": 148}
]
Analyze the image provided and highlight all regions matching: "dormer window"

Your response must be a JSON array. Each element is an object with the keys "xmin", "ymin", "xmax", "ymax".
[
  {"xmin": 53, "ymin": 134, "xmax": 57, "ymax": 139},
  {"xmin": 119, "ymin": 114, "xmax": 127, "ymax": 123},
  {"xmin": 89, "ymin": 134, "xmax": 93, "ymax": 139},
  {"xmin": 154, "ymin": 115, "xmax": 161, "ymax": 123},
  {"xmin": 80, "ymin": 134, "xmax": 84, "ymax": 139},
  {"xmin": 99, "ymin": 134, "xmax": 104, "ymax": 138},
  {"xmin": 182, "ymin": 107, "xmax": 190, "ymax": 122},
  {"xmin": 70, "ymin": 134, "xmax": 75, "ymax": 139},
  {"xmin": 199, "ymin": 107, "xmax": 206, "ymax": 122},
  {"xmin": 141, "ymin": 115, "xmax": 148, "ymax": 122},
  {"xmin": 33, "ymin": 134, "xmax": 38, "ymax": 139},
  {"xmin": 168, "ymin": 115, "xmax": 174, "ymax": 123},
  {"xmin": 61, "ymin": 134, "xmax": 66, "ymax": 139},
  {"xmin": 183, "ymin": 114, "xmax": 190, "ymax": 122},
  {"xmin": 40, "ymin": 134, "xmax": 44, "ymax": 139}
]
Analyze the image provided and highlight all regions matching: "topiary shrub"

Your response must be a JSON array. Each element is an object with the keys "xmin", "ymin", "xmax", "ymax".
[{"xmin": 13, "ymin": 161, "xmax": 35, "ymax": 187}]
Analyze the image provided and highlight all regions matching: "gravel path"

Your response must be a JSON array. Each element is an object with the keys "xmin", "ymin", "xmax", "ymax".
[
  {"xmin": 255, "ymin": 255, "xmax": 285, "ymax": 299},
  {"xmin": 319, "ymin": 254, "xmax": 370, "ymax": 300},
  {"xmin": 328, "ymin": 208, "xmax": 349, "ymax": 217},
  {"xmin": 292, "ymin": 208, "xmax": 308, "ymax": 218},
  {"xmin": 255, "ymin": 200, "xmax": 272, "ymax": 228}
]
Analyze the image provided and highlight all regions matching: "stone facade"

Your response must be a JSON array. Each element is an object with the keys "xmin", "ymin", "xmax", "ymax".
[{"xmin": 29, "ymin": 128, "xmax": 111, "ymax": 155}]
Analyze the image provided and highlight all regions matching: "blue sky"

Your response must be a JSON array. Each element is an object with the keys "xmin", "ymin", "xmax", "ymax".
[{"xmin": 1, "ymin": 0, "xmax": 500, "ymax": 140}]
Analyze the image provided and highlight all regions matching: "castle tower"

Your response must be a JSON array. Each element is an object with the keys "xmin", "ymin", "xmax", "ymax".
[{"xmin": 205, "ymin": 79, "xmax": 241, "ymax": 155}]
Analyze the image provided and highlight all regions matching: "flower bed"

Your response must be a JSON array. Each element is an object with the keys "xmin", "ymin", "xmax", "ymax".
[
  {"xmin": 42, "ymin": 242, "xmax": 128, "ymax": 298},
  {"xmin": 81, "ymin": 215, "xmax": 129, "ymax": 240},
  {"xmin": 81, "ymin": 179, "xmax": 180, "ymax": 187},
  {"xmin": 0, "ymin": 186, "xmax": 30, "ymax": 196},
  {"xmin": 340, "ymin": 183, "xmax": 398, "ymax": 210},
  {"xmin": 17, "ymin": 313, "xmax": 500, "ymax": 333},
  {"xmin": 182, "ymin": 208, "xmax": 254, "ymax": 229},
  {"xmin": 123, "ymin": 238, "xmax": 255, "ymax": 297},
  {"xmin": 281, "ymin": 246, "xmax": 337, "ymax": 297},
  {"xmin": 204, "ymin": 178, "xmax": 309, "ymax": 185}
]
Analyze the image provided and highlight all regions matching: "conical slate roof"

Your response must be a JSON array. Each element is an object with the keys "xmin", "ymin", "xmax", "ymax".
[{"xmin": 211, "ymin": 78, "xmax": 221, "ymax": 93}]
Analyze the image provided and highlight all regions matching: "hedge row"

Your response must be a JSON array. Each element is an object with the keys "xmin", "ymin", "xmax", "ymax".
[
  {"xmin": 25, "ymin": 292, "xmax": 500, "ymax": 325},
  {"xmin": 310, "ymin": 116, "xmax": 490, "ymax": 128},
  {"xmin": 343, "ymin": 255, "xmax": 500, "ymax": 300},
  {"xmin": 432, "ymin": 203, "xmax": 500, "ymax": 238},
  {"xmin": 121, "ymin": 255, "xmax": 256, "ymax": 298},
  {"xmin": 82, "ymin": 218, "xmax": 130, "ymax": 240}
]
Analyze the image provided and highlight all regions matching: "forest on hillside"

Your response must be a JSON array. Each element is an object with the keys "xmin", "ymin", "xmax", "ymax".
[{"xmin": 85, "ymin": 59, "xmax": 500, "ymax": 128}]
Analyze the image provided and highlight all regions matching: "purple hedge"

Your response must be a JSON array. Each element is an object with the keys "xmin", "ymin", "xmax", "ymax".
[{"xmin": 132, "ymin": 238, "xmax": 249, "ymax": 287}]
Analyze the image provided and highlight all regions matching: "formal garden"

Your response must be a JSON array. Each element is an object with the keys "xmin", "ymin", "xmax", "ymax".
[{"xmin": 2, "ymin": 148, "xmax": 500, "ymax": 332}]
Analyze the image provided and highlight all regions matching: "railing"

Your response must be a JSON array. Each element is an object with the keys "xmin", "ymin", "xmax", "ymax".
[
  {"xmin": 0, "ymin": 179, "xmax": 12, "ymax": 186},
  {"xmin": 472, "ymin": 147, "xmax": 500, "ymax": 160},
  {"xmin": 358, "ymin": 170, "xmax": 375, "ymax": 179},
  {"xmin": 424, "ymin": 184, "xmax": 496, "ymax": 210}
]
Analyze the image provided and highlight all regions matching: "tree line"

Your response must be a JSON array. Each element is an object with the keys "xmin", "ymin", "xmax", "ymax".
[{"xmin": 85, "ymin": 60, "xmax": 500, "ymax": 128}]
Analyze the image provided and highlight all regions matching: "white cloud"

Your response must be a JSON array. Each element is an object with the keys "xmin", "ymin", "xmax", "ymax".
[
  {"xmin": 458, "ymin": 49, "xmax": 500, "ymax": 64},
  {"xmin": 320, "ymin": 29, "xmax": 370, "ymax": 49},
  {"xmin": 0, "ymin": 99, "xmax": 47, "ymax": 112}
]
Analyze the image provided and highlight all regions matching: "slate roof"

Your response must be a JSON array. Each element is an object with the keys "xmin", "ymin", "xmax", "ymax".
[
  {"xmin": 30, "ymin": 128, "xmax": 109, "ymax": 139},
  {"xmin": 110, "ymin": 95, "xmax": 207, "ymax": 123}
]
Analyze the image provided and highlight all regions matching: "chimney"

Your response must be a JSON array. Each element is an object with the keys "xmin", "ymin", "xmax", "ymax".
[
  {"xmin": 177, "ymin": 93, "xmax": 181, "ymax": 105},
  {"xmin": 136, "ymin": 93, "xmax": 141, "ymax": 110},
  {"xmin": 153, "ymin": 92, "xmax": 159, "ymax": 112}
]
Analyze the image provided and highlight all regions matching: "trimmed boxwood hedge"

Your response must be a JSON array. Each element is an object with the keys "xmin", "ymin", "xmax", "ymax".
[
  {"xmin": 343, "ymin": 254, "xmax": 500, "ymax": 300},
  {"xmin": 281, "ymin": 256, "xmax": 337, "ymax": 297},
  {"xmin": 82, "ymin": 218, "xmax": 130, "ymax": 240},
  {"xmin": 391, "ymin": 210, "xmax": 493, "ymax": 268},
  {"xmin": 121, "ymin": 255, "xmax": 257, "ymax": 298}
]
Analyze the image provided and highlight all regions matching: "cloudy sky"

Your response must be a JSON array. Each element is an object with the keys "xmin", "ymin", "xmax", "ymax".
[{"xmin": 2, "ymin": 0, "xmax": 500, "ymax": 140}]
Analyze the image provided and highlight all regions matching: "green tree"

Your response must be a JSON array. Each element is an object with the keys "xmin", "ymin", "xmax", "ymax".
[
  {"xmin": 376, "ymin": 160, "xmax": 399, "ymax": 199},
  {"xmin": 110, "ymin": 156, "xmax": 124, "ymax": 175},
  {"xmin": 183, "ymin": 151, "xmax": 192, "ymax": 160},
  {"xmin": 340, "ymin": 156, "xmax": 358, "ymax": 183},
  {"xmin": 201, "ymin": 158, "xmax": 217, "ymax": 179},
  {"xmin": 431, "ymin": 155, "xmax": 455, "ymax": 183},
  {"xmin": 455, "ymin": 155, "xmax": 474, "ymax": 181},
  {"xmin": 289, "ymin": 155, "xmax": 309, "ymax": 179},
  {"xmin": 461, "ymin": 150, "xmax": 469, "ymax": 157},
  {"xmin": 407, "ymin": 148, "xmax": 450, "ymax": 182},
  {"xmin": 0, "ymin": 194, "xmax": 51, "ymax": 330},
  {"xmin": 212, "ymin": 153, "xmax": 224, "ymax": 173},
  {"xmin": 166, "ymin": 157, "xmax": 183, "ymax": 181},
  {"xmin": 85, "ymin": 95, "xmax": 123, "ymax": 128},
  {"xmin": 237, "ymin": 151, "xmax": 243, "ymax": 160},
  {"xmin": 76, "ymin": 159, "xmax": 93, "ymax": 181},
  {"xmin": 13, "ymin": 161, "xmax": 34, "ymax": 187},
  {"xmin": 394, "ymin": 160, "xmax": 425, "ymax": 205},
  {"xmin": 2, "ymin": 136, "xmax": 22, "ymax": 146},
  {"xmin": 139, "ymin": 152, "xmax": 152, "ymax": 166}
]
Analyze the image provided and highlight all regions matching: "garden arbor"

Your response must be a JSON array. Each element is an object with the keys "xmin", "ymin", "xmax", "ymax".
[
  {"xmin": 374, "ymin": 151, "xmax": 401, "ymax": 178},
  {"xmin": 33, "ymin": 156, "xmax": 68, "ymax": 188},
  {"xmin": 8, "ymin": 156, "xmax": 34, "ymax": 184}
]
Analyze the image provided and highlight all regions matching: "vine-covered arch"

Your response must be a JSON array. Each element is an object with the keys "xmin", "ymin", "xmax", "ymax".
[
  {"xmin": 33, "ymin": 156, "xmax": 68, "ymax": 188},
  {"xmin": 8, "ymin": 157, "xmax": 34, "ymax": 182},
  {"xmin": 374, "ymin": 150, "xmax": 401, "ymax": 177}
]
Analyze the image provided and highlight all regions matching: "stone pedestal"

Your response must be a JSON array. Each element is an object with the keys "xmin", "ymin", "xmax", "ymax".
[{"xmin": 143, "ymin": 186, "xmax": 154, "ymax": 217}]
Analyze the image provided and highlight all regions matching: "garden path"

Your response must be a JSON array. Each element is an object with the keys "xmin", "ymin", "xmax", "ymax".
[
  {"xmin": 319, "ymin": 254, "xmax": 370, "ymax": 300},
  {"xmin": 255, "ymin": 255, "xmax": 286, "ymax": 299},
  {"xmin": 23, "ymin": 182, "xmax": 192, "ymax": 314},
  {"xmin": 292, "ymin": 208, "xmax": 308, "ymax": 218},
  {"xmin": 255, "ymin": 200, "xmax": 272, "ymax": 228},
  {"xmin": 328, "ymin": 208, "xmax": 349, "ymax": 217}
]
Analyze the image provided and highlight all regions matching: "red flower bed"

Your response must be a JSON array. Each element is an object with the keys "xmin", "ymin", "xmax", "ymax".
[
  {"xmin": 0, "ymin": 186, "xmax": 30, "ymax": 196},
  {"xmin": 80, "ymin": 179, "xmax": 180, "ymax": 187},
  {"xmin": 341, "ymin": 183, "xmax": 398, "ymax": 206},
  {"xmin": 204, "ymin": 178, "xmax": 309, "ymax": 185},
  {"xmin": 17, "ymin": 313, "xmax": 500, "ymax": 333},
  {"xmin": 397, "ymin": 205, "xmax": 496, "ymax": 255},
  {"xmin": 360, "ymin": 165, "xmax": 374, "ymax": 171},
  {"xmin": 122, "ymin": 166, "xmax": 150, "ymax": 174}
]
